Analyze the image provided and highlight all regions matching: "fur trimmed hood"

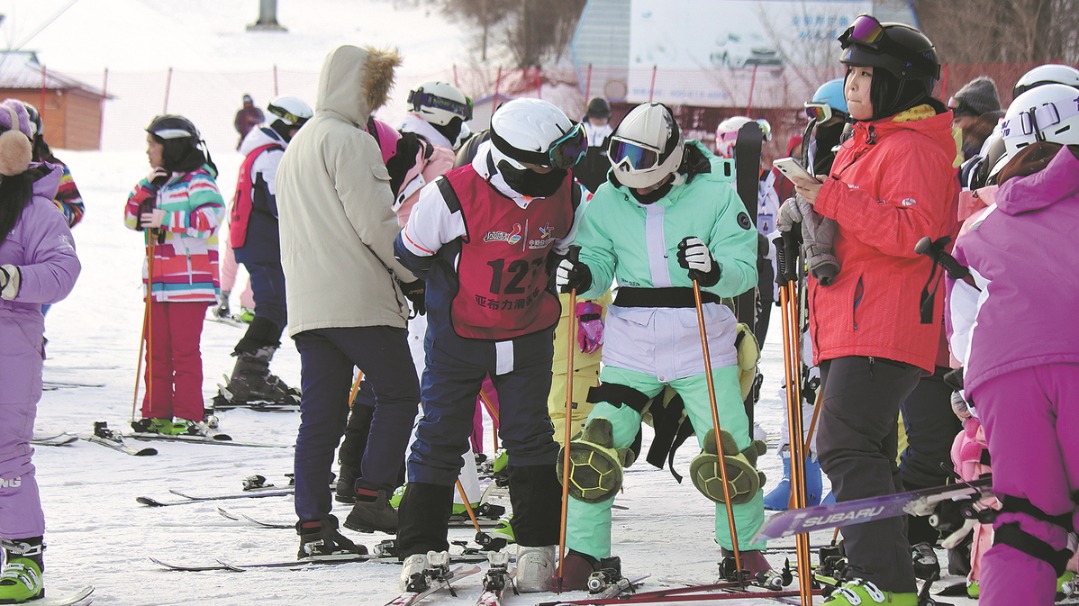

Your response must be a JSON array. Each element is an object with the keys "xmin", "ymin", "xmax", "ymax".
[{"xmin": 316, "ymin": 45, "xmax": 400, "ymax": 127}]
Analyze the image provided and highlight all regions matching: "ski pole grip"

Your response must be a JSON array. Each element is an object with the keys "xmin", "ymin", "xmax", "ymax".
[
  {"xmin": 915, "ymin": 236, "xmax": 971, "ymax": 281},
  {"xmin": 779, "ymin": 230, "xmax": 801, "ymax": 283}
]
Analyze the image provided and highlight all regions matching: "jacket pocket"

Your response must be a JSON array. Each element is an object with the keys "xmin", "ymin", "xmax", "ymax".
[{"xmin": 852, "ymin": 275, "xmax": 864, "ymax": 331}]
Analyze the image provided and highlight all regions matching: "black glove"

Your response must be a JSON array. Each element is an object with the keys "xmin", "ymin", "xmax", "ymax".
[
  {"xmin": 555, "ymin": 246, "xmax": 592, "ymax": 294},
  {"xmin": 677, "ymin": 236, "xmax": 721, "ymax": 287},
  {"xmin": 399, "ymin": 279, "xmax": 426, "ymax": 316}
]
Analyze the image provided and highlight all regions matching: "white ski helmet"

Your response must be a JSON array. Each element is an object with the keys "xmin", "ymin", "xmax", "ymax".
[
  {"xmin": 714, "ymin": 116, "xmax": 753, "ymax": 159},
  {"xmin": 267, "ymin": 96, "xmax": 313, "ymax": 127},
  {"xmin": 1012, "ymin": 64, "xmax": 1079, "ymax": 98},
  {"xmin": 489, "ymin": 98, "xmax": 585, "ymax": 170},
  {"xmin": 607, "ymin": 103, "xmax": 684, "ymax": 189},
  {"xmin": 407, "ymin": 81, "xmax": 473, "ymax": 126},
  {"xmin": 1000, "ymin": 83, "xmax": 1079, "ymax": 157}
]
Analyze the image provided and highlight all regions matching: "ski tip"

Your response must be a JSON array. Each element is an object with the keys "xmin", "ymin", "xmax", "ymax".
[
  {"xmin": 136, "ymin": 447, "xmax": 159, "ymax": 456},
  {"xmin": 136, "ymin": 496, "xmax": 165, "ymax": 507}
]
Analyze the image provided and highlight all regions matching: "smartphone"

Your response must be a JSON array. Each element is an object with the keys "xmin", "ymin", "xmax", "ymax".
[{"xmin": 772, "ymin": 157, "xmax": 820, "ymax": 184}]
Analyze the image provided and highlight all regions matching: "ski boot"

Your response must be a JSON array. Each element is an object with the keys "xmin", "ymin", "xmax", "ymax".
[
  {"xmin": 910, "ymin": 542, "xmax": 941, "ymax": 582},
  {"xmin": 556, "ymin": 549, "xmax": 621, "ymax": 592},
  {"xmin": 219, "ymin": 345, "xmax": 299, "ymax": 408},
  {"xmin": 822, "ymin": 579, "xmax": 917, "ymax": 606},
  {"xmin": 131, "ymin": 418, "xmax": 184, "ymax": 435},
  {"xmin": 763, "ymin": 446, "xmax": 823, "ymax": 510},
  {"xmin": 516, "ymin": 545, "xmax": 556, "ymax": 592},
  {"xmin": 343, "ymin": 488, "xmax": 397, "ymax": 534},
  {"xmin": 334, "ymin": 464, "xmax": 359, "ymax": 504},
  {"xmin": 399, "ymin": 550, "xmax": 452, "ymax": 592},
  {"xmin": 491, "ymin": 515, "xmax": 516, "ymax": 545},
  {"xmin": 0, "ymin": 537, "xmax": 44, "ymax": 603},
  {"xmin": 296, "ymin": 515, "xmax": 366, "ymax": 560},
  {"xmin": 719, "ymin": 549, "xmax": 787, "ymax": 589},
  {"xmin": 174, "ymin": 418, "xmax": 214, "ymax": 437}
]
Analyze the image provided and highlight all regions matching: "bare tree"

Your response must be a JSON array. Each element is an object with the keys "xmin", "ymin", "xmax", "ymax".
[
  {"xmin": 914, "ymin": 0, "xmax": 1079, "ymax": 65},
  {"xmin": 439, "ymin": 0, "xmax": 586, "ymax": 67}
]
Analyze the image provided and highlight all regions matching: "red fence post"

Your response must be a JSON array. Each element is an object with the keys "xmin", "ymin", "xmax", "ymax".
[
  {"xmin": 535, "ymin": 66, "xmax": 542, "ymax": 99},
  {"xmin": 163, "ymin": 67, "xmax": 173, "ymax": 114},
  {"xmin": 493, "ymin": 66, "xmax": 503, "ymax": 109},
  {"xmin": 940, "ymin": 63, "xmax": 950, "ymax": 101},
  {"xmin": 746, "ymin": 65, "xmax": 759, "ymax": 115},
  {"xmin": 99, "ymin": 67, "xmax": 109, "ymax": 150},
  {"xmin": 585, "ymin": 63, "xmax": 593, "ymax": 100},
  {"xmin": 648, "ymin": 65, "xmax": 658, "ymax": 102},
  {"xmin": 453, "ymin": 64, "xmax": 459, "ymax": 88},
  {"xmin": 273, "ymin": 64, "xmax": 279, "ymax": 97}
]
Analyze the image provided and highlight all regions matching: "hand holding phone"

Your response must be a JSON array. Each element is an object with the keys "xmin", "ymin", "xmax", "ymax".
[{"xmin": 772, "ymin": 157, "xmax": 821, "ymax": 184}]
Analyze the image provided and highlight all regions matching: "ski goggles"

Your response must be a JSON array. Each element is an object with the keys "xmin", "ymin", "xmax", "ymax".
[
  {"xmin": 607, "ymin": 137, "xmax": 663, "ymax": 171},
  {"xmin": 489, "ymin": 122, "xmax": 587, "ymax": 169},
  {"xmin": 804, "ymin": 102, "xmax": 834, "ymax": 124},
  {"xmin": 838, "ymin": 14, "xmax": 887, "ymax": 50},
  {"xmin": 1001, "ymin": 97, "xmax": 1079, "ymax": 140},
  {"xmin": 407, "ymin": 89, "xmax": 474, "ymax": 121}
]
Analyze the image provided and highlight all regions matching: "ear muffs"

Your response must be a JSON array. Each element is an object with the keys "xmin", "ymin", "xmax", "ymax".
[{"xmin": 0, "ymin": 130, "xmax": 32, "ymax": 176}]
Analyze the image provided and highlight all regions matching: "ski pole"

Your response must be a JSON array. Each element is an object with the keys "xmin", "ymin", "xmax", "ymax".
[
  {"xmin": 478, "ymin": 388, "xmax": 499, "ymax": 451},
  {"xmin": 776, "ymin": 231, "xmax": 812, "ymax": 606},
  {"xmin": 915, "ymin": 236, "xmax": 979, "ymax": 290},
  {"xmin": 132, "ymin": 235, "xmax": 157, "ymax": 423},
  {"xmin": 691, "ymin": 278, "xmax": 744, "ymax": 586},
  {"xmin": 454, "ymin": 479, "xmax": 482, "ymax": 533},
  {"xmin": 557, "ymin": 247, "xmax": 581, "ymax": 593},
  {"xmin": 348, "ymin": 370, "xmax": 365, "ymax": 408}
]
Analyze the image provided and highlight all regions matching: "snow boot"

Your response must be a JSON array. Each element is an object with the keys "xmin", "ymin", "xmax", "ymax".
[
  {"xmin": 822, "ymin": 579, "xmax": 917, "ymax": 605},
  {"xmin": 221, "ymin": 345, "xmax": 298, "ymax": 406},
  {"xmin": 296, "ymin": 515, "xmax": 365, "ymax": 559},
  {"xmin": 556, "ymin": 549, "xmax": 620, "ymax": 592},
  {"xmin": 516, "ymin": 545, "xmax": 556, "ymax": 592},
  {"xmin": 763, "ymin": 447, "xmax": 823, "ymax": 510},
  {"xmin": 344, "ymin": 488, "xmax": 397, "ymax": 534},
  {"xmin": 0, "ymin": 538, "xmax": 44, "ymax": 604}
]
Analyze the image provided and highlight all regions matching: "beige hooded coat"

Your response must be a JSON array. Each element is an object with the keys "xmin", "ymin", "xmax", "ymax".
[{"xmin": 277, "ymin": 45, "xmax": 416, "ymax": 336}]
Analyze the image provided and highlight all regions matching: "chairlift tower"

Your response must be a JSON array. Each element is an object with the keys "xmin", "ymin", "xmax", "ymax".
[{"xmin": 247, "ymin": 0, "xmax": 286, "ymax": 32}]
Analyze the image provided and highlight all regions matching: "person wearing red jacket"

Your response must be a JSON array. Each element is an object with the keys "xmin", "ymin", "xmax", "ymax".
[{"xmin": 786, "ymin": 15, "xmax": 959, "ymax": 606}]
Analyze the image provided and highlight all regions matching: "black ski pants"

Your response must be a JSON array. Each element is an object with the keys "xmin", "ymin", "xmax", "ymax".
[{"xmin": 817, "ymin": 356, "xmax": 923, "ymax": 594}]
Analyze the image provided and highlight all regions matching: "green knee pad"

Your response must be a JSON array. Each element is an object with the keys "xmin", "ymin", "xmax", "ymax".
[
  {"xmin": 557, "ymin": 418, "xmax": 635, "ymax": 504},
  {"xmin": 689, "ymin": 428, "xmax": 767, "ymax": 505}
]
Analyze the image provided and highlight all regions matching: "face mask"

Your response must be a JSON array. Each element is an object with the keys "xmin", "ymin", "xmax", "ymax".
[
  {"xmin": 628, "ymin": 178, "xmax": 674, "ymax": 205},
  {"xmin": 497, "ymin": 160, "xmax": 566, "ymax": 198}
]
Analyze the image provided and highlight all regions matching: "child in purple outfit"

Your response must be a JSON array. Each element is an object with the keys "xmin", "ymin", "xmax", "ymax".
[
  {"xmin": 946, "ymin": 83, "xmax": 1079, "ymax": 606},
  {"xmin": 0, "ymin": 98, "xmax": 81, "ymax": 603}
]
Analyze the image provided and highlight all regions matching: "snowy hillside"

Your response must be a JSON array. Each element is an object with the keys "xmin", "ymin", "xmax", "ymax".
[{"xmin": 13, "ymin": 1, "xmax": 983, "ymax": 604}]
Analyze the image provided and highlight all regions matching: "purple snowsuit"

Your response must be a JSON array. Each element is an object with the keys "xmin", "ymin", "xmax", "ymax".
[
  {"xmin": 0, "ymin": 164, "xmax": 81, "ymax": 540},
  {"xmin": 946, "ymin": 146, "xmax": 1079, "ymax": 606}
]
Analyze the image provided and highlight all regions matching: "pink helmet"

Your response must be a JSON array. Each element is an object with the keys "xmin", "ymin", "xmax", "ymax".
[{"xmin": 367, "ymin": 117, "xmax": 401, "ymax": 165}]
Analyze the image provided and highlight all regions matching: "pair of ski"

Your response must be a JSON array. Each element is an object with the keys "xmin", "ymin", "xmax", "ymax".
[
  {"xmin": 31, "ymin": 431, "xmax": 79, "ymax": 446},
  {"xmin": 150, "ymin": 549, "xmax": 490, "ymax": 573},
  {"xmin": 385, "ymin": 551, "xmax": 518, "ymax": 606},
  {"xmin": 541, "ymin": 580, "xmax": 808, "ymax": 605}
]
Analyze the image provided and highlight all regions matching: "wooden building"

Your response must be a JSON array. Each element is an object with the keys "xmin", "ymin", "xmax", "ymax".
[{"xmin": 0, "ymin": 51, "xmax": 110, "ymax": 150}]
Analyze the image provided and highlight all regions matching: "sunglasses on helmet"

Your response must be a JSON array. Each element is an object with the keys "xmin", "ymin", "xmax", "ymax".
[
  {"xmin": 607, "ymin": 137, "xmax": 663, "ymax": 172},
  {"xmin": 838, "ymin": 14, "xmax": 886, "ymax": 50},
  {"xmin": 407, "ymin": 88, "xmax": 474, "ymax": 121},
  {"xmin": 803, "ymin": 102, "xmax": 834, "ymax": 124}
]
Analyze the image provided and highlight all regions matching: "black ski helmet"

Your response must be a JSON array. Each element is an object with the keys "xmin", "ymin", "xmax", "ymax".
[
  {"xmin": 839, "ymin": 15, "xmax": 940, "ymax": 120},
  {"xmin": 146, "ymin": 114, "xmax": 209, "ymax": 172},
  {"xmin": 586, "ymin": 97, "xmax": 611, "ymax": 120}
]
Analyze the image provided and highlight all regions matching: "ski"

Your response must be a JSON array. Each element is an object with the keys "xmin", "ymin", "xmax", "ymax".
[
  {"xmin": 150, "ymin": 552, "xmax": 488, "ymax": 573},
  {"xmin": 217, "ymin": 506, "xmax": 292, "ymax": 528},
  {"xmin": 124, "ymin": 431, "xmax": 288, "ymax": 448},
  {"xmin": 42, "ymin": 380, "xmax": 104, "ymax": 391},
  {"xmin": 30, "ymin": 585, "xmax": 95, "ymax": 606},
  {"xmin": 136, "ymin": 487, "xmax": 294, "ymax": 507},
  {"xmin": 81, "ymin": 422, "xmax": 157, "ymax": 456},
  {"xmin": 384, "ymin": 559, "xmax": 482, "ymax": 606},
  {"xmin": 755, "ymin": 477, "xmax": 994, "ymax": 541},
  {"xmin": 475, "ymin": 551, "xmax": 516, "ymax": 606},
  {"xmin": 31, "ymin": 432, "xmax": 79, "ymax": 446},
  {"xmin": 536, "ymin": 574, "xmax": 649, "ymax": 606},
  {"xmin": 733, "ymin": 119, "xmax": 764, "ymax": 428}
]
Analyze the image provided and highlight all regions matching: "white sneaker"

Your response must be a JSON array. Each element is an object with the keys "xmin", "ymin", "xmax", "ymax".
[
  {"xmin": 516, "ymin": 545, "xmax": 555, "ymax": 592},
  {"xmin": 399, "ymin": 553, "xmax": 428, "ymax": 591}
]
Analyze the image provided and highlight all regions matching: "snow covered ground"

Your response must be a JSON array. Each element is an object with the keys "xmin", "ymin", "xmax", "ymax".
[
  {"xmin": 33, "ymin": 159, "xmax": 979, "ymax": 603},
  {"xmin": 15, "ymin": 1, "xmax": 980, "ymax": 604}
]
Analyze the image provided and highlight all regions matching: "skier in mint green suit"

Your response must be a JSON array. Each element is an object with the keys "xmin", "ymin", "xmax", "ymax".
[{"xmin": 555, "ymin": 102, "xmax": 769, "ymax": 587}]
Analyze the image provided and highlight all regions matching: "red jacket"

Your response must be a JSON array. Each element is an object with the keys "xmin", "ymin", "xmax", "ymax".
[{"xmin": 809, "ymin": 107, "xmax": 959, "ymax": 373}]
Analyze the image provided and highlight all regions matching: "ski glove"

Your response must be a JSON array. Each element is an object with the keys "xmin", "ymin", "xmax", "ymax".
[
  {"xmin": 214, "ymin": 291, "xmax": 231, "ymax": 318},
  {"xmin": 576, "ymin": 301, "xmax": 604, "ymax": 354},
  {"xmin": 676, "ymin": 236, "xmax": 721, "ymax": 287},
  {"xmin": 0, "ymin": 264, "xmax": 20, "ymax": 300},
  {"xmin": 776, "ymin": 197, "xmax": 803, "ymax": 233},
  {"xmin": 399, "ymin": 279, "xmax": 426, "ymax": 316},
  {"xmin": 556, "ymin": 247, "xmax": 592, "ymax": 294}
]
